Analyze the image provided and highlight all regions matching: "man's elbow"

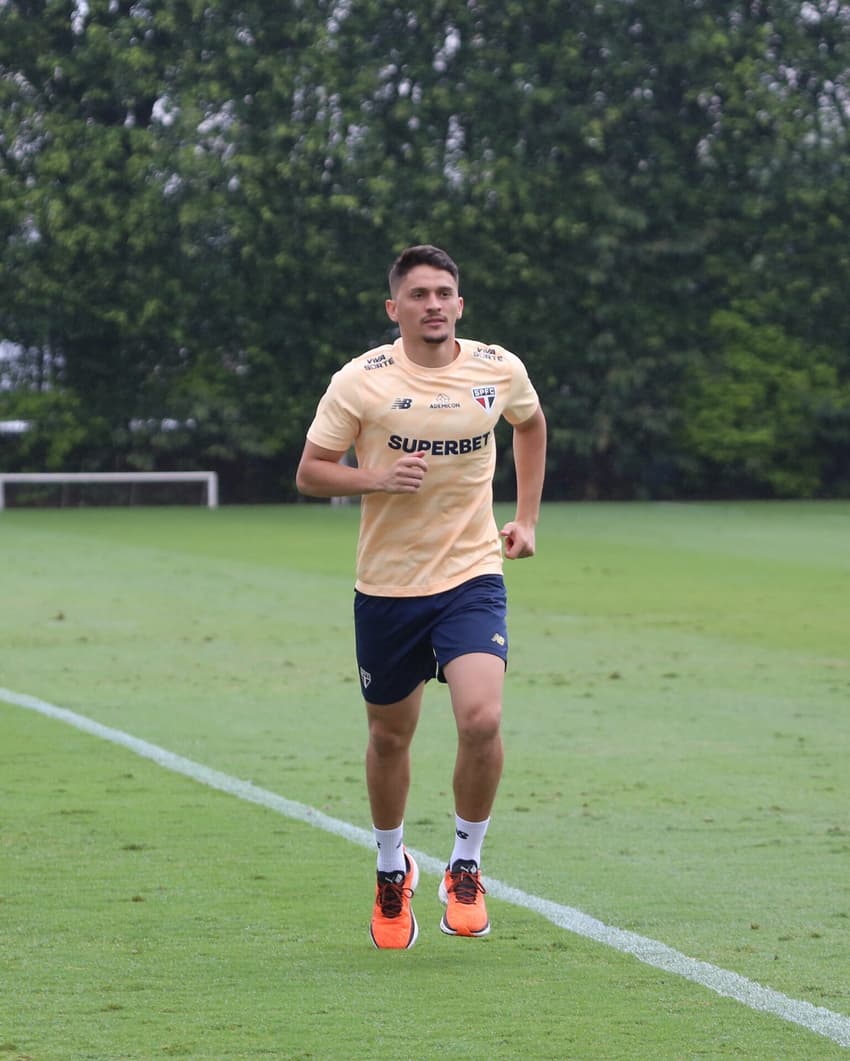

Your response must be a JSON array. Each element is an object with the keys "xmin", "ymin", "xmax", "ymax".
[{"xmin": 295, "ymin": 462, "xmax": 318, "ymax": 497}]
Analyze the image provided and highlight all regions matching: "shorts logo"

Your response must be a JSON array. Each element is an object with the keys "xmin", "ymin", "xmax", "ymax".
[
  {"xmin": 359, "ymin": 666, "xmax": 372, "ymax": 688},
  {"xmin": 391, "ymin": 397, "xmax": 413, "ymax": 410},
  {"xmin": 472, "ymin": 385, "xmax": 497, "ymax": 411},
  {"xmin": 490, "ymin": 633, "xmax": 506, "ymax": 646}
]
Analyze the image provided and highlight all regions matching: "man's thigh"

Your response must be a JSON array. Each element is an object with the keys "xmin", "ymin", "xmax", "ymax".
[{"xmin": 441, "ymin": 652, "xmax": 506, "ymax": 729}]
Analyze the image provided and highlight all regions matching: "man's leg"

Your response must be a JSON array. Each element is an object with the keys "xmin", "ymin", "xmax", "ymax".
[
  {"xmin": 365, "ymin": 681, "xmax": 425, "ymax": 834},
  {"xmin": 366, "ymin": 683, "xmax": 425, "ymax": 949},
  {"xmin": 438, "ymin": 652, "xmax": 504, "ymax": 937},
  {"xmin": 442, "ymin": 652, "xmax": 505, "ymax": 823}
]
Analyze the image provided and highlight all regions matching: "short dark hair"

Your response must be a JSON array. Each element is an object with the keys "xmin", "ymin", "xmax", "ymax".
[{"xmin": 388, "ymin": 245, "xmax": 459, "ymax": 296}]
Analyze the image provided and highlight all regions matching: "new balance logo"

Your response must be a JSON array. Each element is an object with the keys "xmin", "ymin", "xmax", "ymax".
[{"xmin": 391, "ymin": 397, "xmax": 413, "ymax": 409}]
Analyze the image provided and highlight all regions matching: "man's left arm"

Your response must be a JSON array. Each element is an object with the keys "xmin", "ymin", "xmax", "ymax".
[{"xmin": 500, "ymin": 404, "xmax": 547, "ymax": 560}]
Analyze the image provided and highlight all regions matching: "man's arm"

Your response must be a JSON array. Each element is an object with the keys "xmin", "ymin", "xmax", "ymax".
[
  {"xmin": 296, "ymin": 440, "xmax": 429, "ymax": 498},
  {"xmin": 500, "ymin": 404, "xmax": 547, "ymax": 559}
]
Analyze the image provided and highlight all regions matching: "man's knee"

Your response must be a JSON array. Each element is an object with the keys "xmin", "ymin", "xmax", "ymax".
[
  {"xmin": 455, "ymin": 701, "xmax": 502, "ymax": 745},
  {"xmin": 367, "ymin": 712, "xmax": 418, "ymax": 757}
]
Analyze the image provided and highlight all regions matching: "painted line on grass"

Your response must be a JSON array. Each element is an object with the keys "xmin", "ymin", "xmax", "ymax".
[{"xmin": 3, "ymin": 685, "xmax": 850, "ymax": 1050}]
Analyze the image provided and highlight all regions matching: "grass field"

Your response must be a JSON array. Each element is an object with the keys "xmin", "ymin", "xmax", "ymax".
[{"xmin": 1, "ymin": 500, "xmax": 849, "ymax": 1059}]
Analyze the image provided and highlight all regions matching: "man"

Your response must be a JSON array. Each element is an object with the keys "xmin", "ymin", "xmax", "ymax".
[{"xmin": 296, "ymin": 244, "xmax": 546, "ymax": 948}]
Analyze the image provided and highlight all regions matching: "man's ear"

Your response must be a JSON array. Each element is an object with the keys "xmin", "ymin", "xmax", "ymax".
[
  {"xmin": 385, "ymin": 298, "xmax": 398, "ymax": 321},
  {"xmin": 457, "ymin": 296, "xmax": 464, "ymax": 319}
]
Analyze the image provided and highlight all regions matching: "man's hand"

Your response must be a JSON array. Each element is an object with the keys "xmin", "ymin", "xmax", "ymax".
[
  {"xmin": 500, "ymin": 519, "xmax": 536, "ymax": 559},
  {"xmin": 378, "ymin": 452, "xmax": 429, "ymax": 493}
]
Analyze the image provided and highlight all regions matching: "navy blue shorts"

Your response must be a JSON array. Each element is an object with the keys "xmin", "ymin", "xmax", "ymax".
[{"xmin": 354, "ymin": 574, "xmax": 508, "ymax": 705}]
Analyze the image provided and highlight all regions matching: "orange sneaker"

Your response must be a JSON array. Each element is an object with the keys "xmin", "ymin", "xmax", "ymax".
[
  {"xmin": 438, "ymin": 859, "xmax": 490, "ymax": 937},
  {"xmin": 370, "ymin": 849, "xmax": 419, "ymax": 949}
]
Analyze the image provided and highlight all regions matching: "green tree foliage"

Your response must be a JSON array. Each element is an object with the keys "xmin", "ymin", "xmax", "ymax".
[
  {"xmin": 1, "ymin": 1, "xmax": 848, "ymax": 499},
  {"xmin": 1, "ymin": 1, "xmax": 186, "ymax": 426},
  {"xmin": 680, "ymin": 308, "xmax": 845, "ymax": 496}
]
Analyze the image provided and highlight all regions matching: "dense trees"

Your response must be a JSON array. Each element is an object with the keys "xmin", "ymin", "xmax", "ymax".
[{"xmin": 1, "ymin": 1, "xmax": 848, "ymax": 500}]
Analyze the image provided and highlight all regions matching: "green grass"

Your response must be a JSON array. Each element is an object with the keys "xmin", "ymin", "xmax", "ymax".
[{"xmin": 1, "ymin": 501, "xmax": 849, "ymax": 1059}]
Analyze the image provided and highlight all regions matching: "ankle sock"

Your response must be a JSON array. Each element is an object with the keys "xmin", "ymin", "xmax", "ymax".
[
  {"xmin": 449, "ymin": 814, "xmax": 490, "ymax": 868},
  {"xmin": 374, "ymin": 823, "xmax": 405, "ymax": 874}
]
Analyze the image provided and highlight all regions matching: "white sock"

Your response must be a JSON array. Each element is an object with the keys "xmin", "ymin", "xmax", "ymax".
[
  {"xmin": 374, "ymin": 823, "xmax": 405, "ymax": 875},
  {"xmin": 449, "ymin": 815, "xmax": 490, "ymax": 868}
]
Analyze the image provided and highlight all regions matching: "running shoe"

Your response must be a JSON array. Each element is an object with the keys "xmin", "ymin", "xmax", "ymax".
[
  {"xmin": 438, "ymin": 858, "xmax": 490, "ymax": 937},
  {"xmin": 370, "ymin": 849, "xmax": 419, "ymax": 949}
]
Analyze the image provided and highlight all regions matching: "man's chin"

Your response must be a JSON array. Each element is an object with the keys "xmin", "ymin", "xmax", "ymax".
[{"xmin": 423, "ymin": 333, "xmax": 450, "ymax": 345}]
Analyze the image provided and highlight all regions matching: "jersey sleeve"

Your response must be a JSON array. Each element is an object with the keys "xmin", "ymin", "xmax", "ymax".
[
  {"xmin": 501, "ymin": 350, "xmax": 540, "ymax": 426},
  {"xmin": 305, "ymin": 366, "xmax": 361, "ymax": 452}
]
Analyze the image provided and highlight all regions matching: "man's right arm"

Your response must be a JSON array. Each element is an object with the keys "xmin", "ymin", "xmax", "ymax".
[{"xmin": 296, "ymin": 440, "xmax": 428, "ymax": 497}]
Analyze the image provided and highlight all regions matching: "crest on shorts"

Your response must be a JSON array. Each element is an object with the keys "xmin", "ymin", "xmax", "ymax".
[{"xmin": 472, "ymin": 385, "xmax": 496, "ymax": 411}]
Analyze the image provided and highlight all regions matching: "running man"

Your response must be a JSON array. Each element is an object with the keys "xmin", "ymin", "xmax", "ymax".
[{"xmin": 296, "ymin": 244, "xmax": 547, "ymax": 948}]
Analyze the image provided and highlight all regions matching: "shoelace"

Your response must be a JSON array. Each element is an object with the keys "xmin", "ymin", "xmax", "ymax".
[
  {"xmin": 449, "ymin": 869, "xmax": 487, "ymax": 906},
  {"xmin": 377, "ymin": 878, "xmax": 413, "ymax": 918}
]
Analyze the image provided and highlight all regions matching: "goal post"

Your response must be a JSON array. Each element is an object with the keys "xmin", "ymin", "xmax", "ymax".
[{"xmin": 0, "ymin": 471, "xmax": 219, "ymax": 510}]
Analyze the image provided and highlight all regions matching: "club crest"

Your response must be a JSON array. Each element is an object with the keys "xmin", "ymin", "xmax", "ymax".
[{"xmin": 472, "ymin": 385, "xmax": 496, "ymax": 411}]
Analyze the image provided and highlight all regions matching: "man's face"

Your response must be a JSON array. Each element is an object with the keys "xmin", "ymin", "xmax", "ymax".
[{"xmin": 386, "ymin": 265, "xmax": 463, "ymax": 345}]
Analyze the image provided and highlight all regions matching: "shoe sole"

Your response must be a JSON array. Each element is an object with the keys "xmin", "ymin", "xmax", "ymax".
[
  {"xmin": 370, "ymin": 852, "xmax": 420, "ymax": 950},
  {"xmin": 438, "ymin": 877, "xmax": 491, "ymax": 937}
]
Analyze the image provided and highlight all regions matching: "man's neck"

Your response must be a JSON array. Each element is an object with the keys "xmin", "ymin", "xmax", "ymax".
[{"xmin": 400, "ymin": 336, "xmax": 459, "ymax": 368}]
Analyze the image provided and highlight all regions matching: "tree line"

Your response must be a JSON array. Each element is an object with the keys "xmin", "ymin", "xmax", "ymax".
[{"xmin": 1, "ymin": 0, "xmax": 849, "ymax": 501}]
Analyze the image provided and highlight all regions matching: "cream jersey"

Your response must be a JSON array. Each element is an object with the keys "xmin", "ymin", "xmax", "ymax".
[{"xmin": 306, "ymin": 337, "xmax": 540, "ymax": 597}]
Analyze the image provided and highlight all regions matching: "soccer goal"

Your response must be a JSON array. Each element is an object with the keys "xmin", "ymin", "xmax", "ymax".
[{"xmin": 0, "ymin": 471, "xmax": 219, "ymax": 510}]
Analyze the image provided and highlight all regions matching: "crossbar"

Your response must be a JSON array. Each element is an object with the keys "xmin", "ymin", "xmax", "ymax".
[{"xmin": 0, "ymin": 471, "xmax": 219, "ymax": 509}]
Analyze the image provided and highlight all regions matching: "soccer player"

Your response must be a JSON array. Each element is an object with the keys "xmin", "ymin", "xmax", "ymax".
[{"xmin": 296, "ymin": 244, "xmax": 547, "ymax": 948}]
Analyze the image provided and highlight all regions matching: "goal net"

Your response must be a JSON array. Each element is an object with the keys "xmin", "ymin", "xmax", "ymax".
[{"xmin": 0, "ymin": 472, "xmax": 219, "ymax": 509}]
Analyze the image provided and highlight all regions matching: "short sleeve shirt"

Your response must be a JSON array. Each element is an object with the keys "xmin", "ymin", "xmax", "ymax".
[{"xmin": 306, "ymin": 337, "xmax": 540, "ymax": 597}]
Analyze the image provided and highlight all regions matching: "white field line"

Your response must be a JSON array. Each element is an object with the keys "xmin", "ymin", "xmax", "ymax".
[{"xmin": 3, "ymin": 685, "xmax": 850, "ymax": 1050}]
